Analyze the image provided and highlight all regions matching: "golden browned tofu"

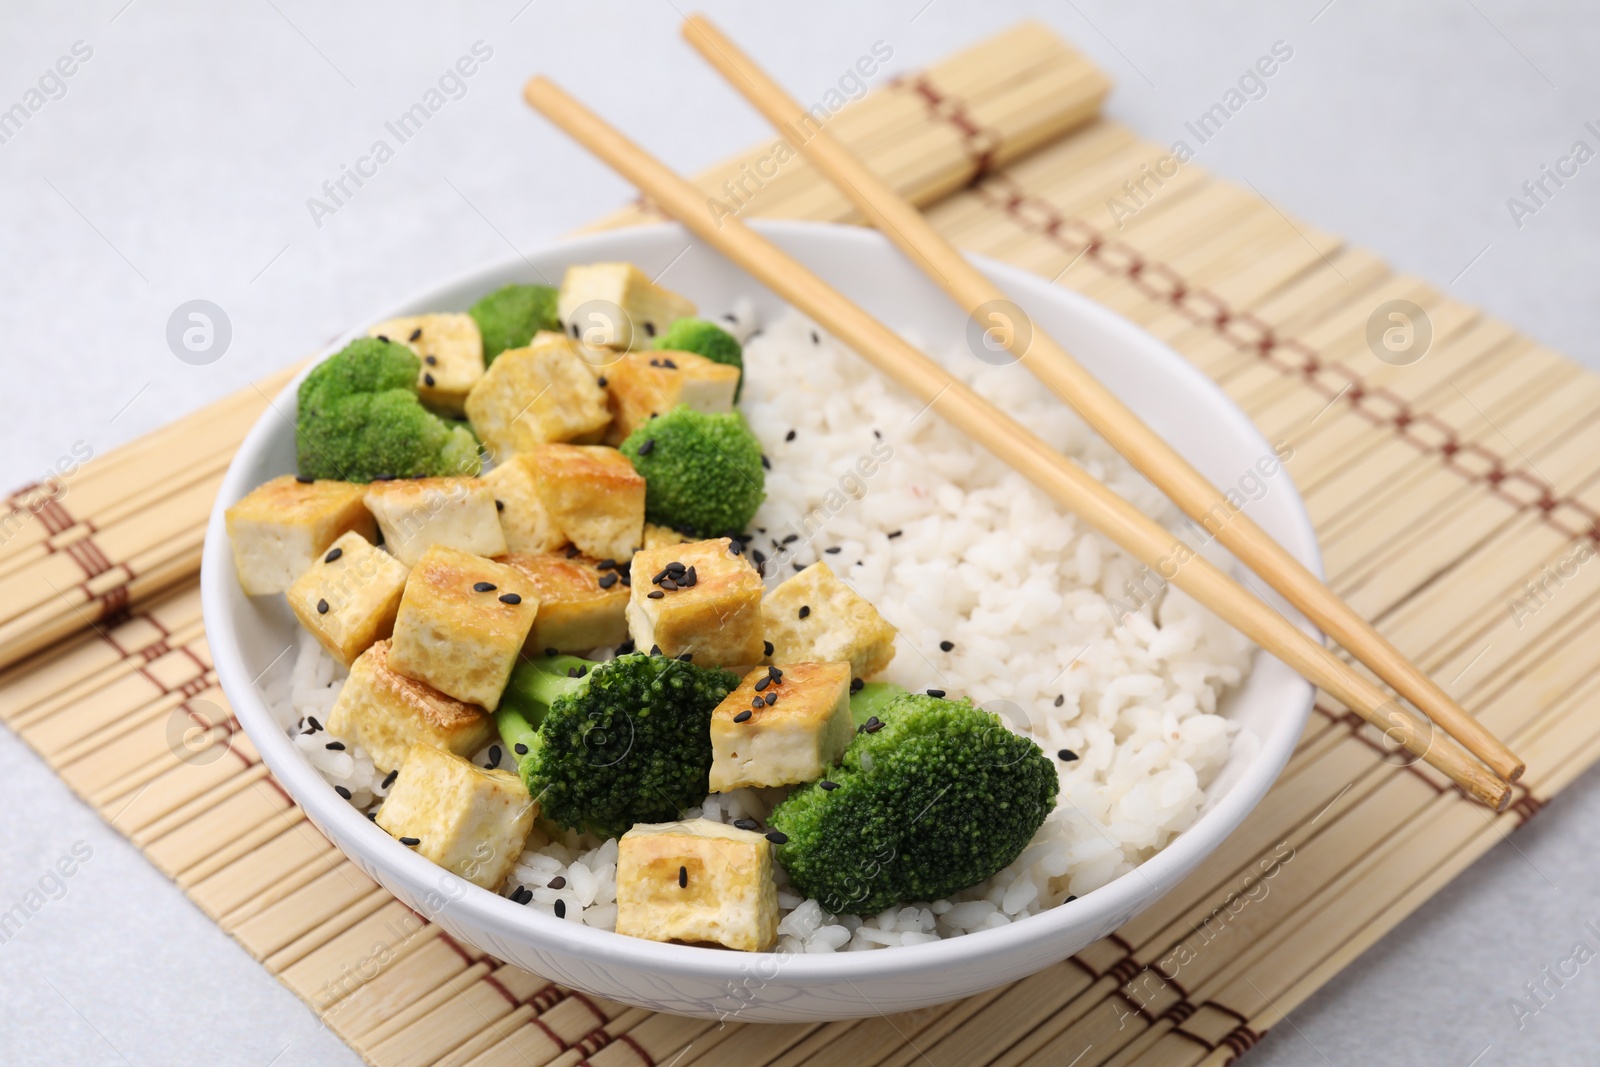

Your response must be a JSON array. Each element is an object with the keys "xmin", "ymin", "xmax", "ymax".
[
  {"xmin": 369, "ymin": 313, "xmax": 484, "ymax": 415},
  {"xmin": 224, "ymin": 475, "xmax": 375, "ymax": 596},
  {"xmin": 286, "ymin": 531, "xmax": 410, "ymax": 666},
  {"xmin": 482, "ymin": 454, "xmax": 567, "ymax": 555},
  {"xmin": 325, "ymin": 640, "xmax": 496, "ymax": 772},
  {"xmin": 376, "ymin": 742, "xmax": 537, "ymax": 891},
  {"xmin": 464, "ymin": 333, "xmax": 610, "ymax": 460},
  {"xmin": 531, "ymin": 444, "xmax": 645, "ymax": 562},
  {"xmin": 363, "ymin": 477, "xmax": 508, "ymax": 567},
  {"xmin": 387, "ymin": 546, "xmax": 539, "ymax": 709},
  {"xmin": 615, "ymin": 818, "xmax": 777, "ymax": 952},
  {"xmin": 603, "ymin": 350, "xmax": 741, "ymax": 445},
  {"xmin": 557, "ymin": 262, "xmax": 695, "ymax": 351},
  {"xmin": 709, "ymin": 662, "xmax": 853, "ymax": 791},
  {"xmin": 762, "ymin": 562, "xmax": 896, "ymax": 678},
  {"xmin": 498, "ymin": 552, "xmax": 629, "ymax": 653},
  {"xmin": 642, "ymin": 523, "xmax": 694, "ymax": 550},
  {"xmin": 626, "ymin": 538, "xmax": 764, "ymax": 667}
]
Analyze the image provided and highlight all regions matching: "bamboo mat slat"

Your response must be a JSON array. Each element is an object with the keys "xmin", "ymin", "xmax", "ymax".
[{"xmin": 1, "ymin": 23, "xmax": 1595, "ymax": 1067}]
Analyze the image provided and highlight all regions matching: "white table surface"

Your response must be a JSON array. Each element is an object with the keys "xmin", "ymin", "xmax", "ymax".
[{"xmin": 2, "ymin": 2, "xmax": 1597, "ymax": 1064}]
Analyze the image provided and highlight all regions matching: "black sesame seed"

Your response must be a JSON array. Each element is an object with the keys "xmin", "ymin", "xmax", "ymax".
[
  {"xmin": 555, "ymin": 899, "xmax": 567, "ymax": 918},
  {"xmin": 820, "ymin": 780, "xmax": 839, "ymax": 791},
  {"xmin": 325, "ymin": 741, "xmax": 345, "ymax": 751},
  {"xmin": 637, "ymin": 438, "xmax": 656, "ymax": 456},
  {"xmin": 734, "ymin": 710, "xmax": 753, "ymax": 723},
  {"xmin": 660, "ymin": 578, "xmax": 678, "ymax": 592},
  {"xmin": 734, "ymin": 818, "xmax": 758, "ymax": 831},
  {"xmin": 782, "ymin": 534, "xmax": 799, "ymax": 545},
  {"xmin": 295, "ymin": 475, "xmax": 314, "ymax": 484},
  {"xmin": 873, "ymin": 429, "xmax": 882, "ymax": 439},
  {"xmin": 367, "ymin": 811, "xmax": 378, "ymax": 821},
  {"xmin": 473, "ymin": 581, "xmax": 497, "ymax": 593},
  {"xmin": 850, "ymin": 677, "xmax": 864, "ymax": 693},
  {"xmin": 514, "ymin": 742, "xmax": 528, "ymax": 755},
  {"xmin": 567, "ymin": 665, "xmax": 588, "ymax": 678},
  {"xmin": 1058, "ymin": 749, "xmax": 1079, "ymax": 762},
  {"xmin": 722, "ymin": 312, "xmax": 737, "ymax": 322},
  {"xmin": 825, "ymin": 546, "xmax": 841, "ymax": 554},
  {"xmin": 752, "ymin": 696, "xmax": 765, "ymax": 709},
  {"xmin": 381, "ymin": 769, "xmax": 398, "ymax": 789},
  {"xmin": 678, "ymin": 865, "xmax": 688, "ymax": 888},
  {"xmin": 728, "ymin": 541, "xmax": 743, "ymax": 556},
  {"xmin": 324, "ymin": 547, "xmax": 344, "ymax": 563},
  {"xmin": 376, "ymin": 334, "xmax": 390, "ymax": 343},
  {"xmin": 598, "ymin": 558, "xmax": 617, "ymax": 570},
  {"xmin": 597, "ymin": 376, "xmax": 607, "ymax": 387},
  {"xmin": 598, "ymin": 573, "xmax": 618, "ymax": 589},
  {"xmin": 549, "ymin": 875, "xmax": 566, "ymax": 890},
  {"xmin": 798, "ymin": 605, "xmax": 811, "ymax": 619},
  {"xmin": 1065, "ymin": 894, "xmax": 1078, "ymax": 903},
  {"xmin": 753, "ymin": 550, "xmax": 767, "ymax": 566},
  {"xmin": 761, "ymin": 455, "xmax": 771, "ymax": 470},
  {"xmin": 304, "ymin": 716, "xmax": 321, "ymax": 732},
  {"xmin": 488, "ymin": 745, "xmax": 501, "ymax": 766},
  {"xmin": 865, "ymin": 719, "xmax": 884, "ymax": 733},
  {"xmin": 939, "ymin": 640, "xmax": 954, "ymax": 652},
  {"xmin": 785, "ymin": 429, "xmax": 796, "ymax": 442},
  {"xmin": 764, "ymin": 692, "xmax": 778, "ymax": 706},
  {"xmin": 768, "ymin": 665, "xmax": 783, "ymax": 678},
  {"xmin": 661, "ymin": 357, "xmax": 676, "ymax": 369},
  {"xmin": 616, "ymin": 639, "xmax": 635, "ymax": 655},
  {"xmin": 810, "ymin": 330, "xmax": 820, "ymax": 344},
  {"xmin": 407, "ymin": 327, "xmax": 423, "ymax": 341},
  {"xmin": 683, "ymin": 566, "xmax": 697, "ymax": 587},
  {"xmin": 495, "ymin": 499, "xmax": 505, "ymax": 511},
  {"xmin": 887, "ymin": 529, "xmax": 903, "ymax": 539},
  {"xmin": 677, "ymin": 652, "xmax": 693, "ymax": 662},
  {"xmin": 650, "ymin": 645, "xmax": 662, "ymax": 656},
  {"xmin": 425, "ymin": 353, "xmax": 437, "ymax": 365},
  {"xmin": 335, "ymin": 785, "xmax": 352, "ymax": 799},
  {"xmin": 644, "ymin": 322, "xmax": 657, "ymax": 338},
  {"xmin": 754, "ymin": 676, "xmax": 770, "ymax": 692},
  {"xmin": 765, "ymin": 830, "xmax": 789, "ymax": 844},
  {"xmin": 648, "ymin": 590, "xmax": 664, "ymax": 600},
  {"xmin": 1054, "ymin": 695, "xmax": 1065, "ymax": 708},
  {"xmin": 316, "ymin": 598, "xmax": 329, "ymax": 615},
  {"xmin": 423, "ymin": 373, "xmax": 436, "ymax": 387},
  {"xmin": 764, "ymin": 640, "xmax": 775, "ymax": 657},
  {"xmin": 667, "ymin": 561, "xmax": 686, "ymax": 574},
  {"xmin": 399, "ymin": 836, "xmax": 420, "ymax": 846},
  {"xmin": 926, "ymin": 688, "xmax": 946, "ymax": 698},
  {"xmin": 499, "ymin": 593, "xmax": 522, "ymax": 605}
]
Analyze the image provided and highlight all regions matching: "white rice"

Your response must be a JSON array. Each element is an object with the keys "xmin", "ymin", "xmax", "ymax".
[{"xmin": 266, "ymin": 302, "xmax": 1253, "ymax": 953}]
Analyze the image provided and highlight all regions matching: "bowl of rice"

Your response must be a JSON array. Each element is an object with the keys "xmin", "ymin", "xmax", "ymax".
[{"xmin": 202, "ymin": 220, "xmax": 1319, "ymax": 1021}]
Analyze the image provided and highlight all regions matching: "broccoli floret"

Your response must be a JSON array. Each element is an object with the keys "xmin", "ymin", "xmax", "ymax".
[
  {"xmin": 495, "ymin": 651, "xmax": 739, "ymax": 839},
  {"xmin": 768, "ymin": 692, "xmax": 1058, "ymax": 916},
  {"xmin": 655, "ymin": 318, "xmax": 744, "ymax": 400},
  {"xmin": 849, "ymin": 681, "xmax": 909, "ymax": 727},
  {"xmin": 296, "ymin": 338, "xmax": 481, "ymax": 482},
  {"xmin": 618, "ymin": 407, "xmax": 765, "ymax": 538},
  {"xmin": 469, "ymin": 283, "xmax": 560, "ymax": 363}
]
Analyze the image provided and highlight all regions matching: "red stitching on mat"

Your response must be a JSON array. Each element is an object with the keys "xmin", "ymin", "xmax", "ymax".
[
  {"xmin": 897, "ymin": 74, "xmax": 1002, "ymax": 184},
  {"xmin": 565, "ymin": 990, "xmax": 608, "ymax": 1027}
]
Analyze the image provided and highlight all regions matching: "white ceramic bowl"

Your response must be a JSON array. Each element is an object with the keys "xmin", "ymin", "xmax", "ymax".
[{"xmin": 203, "ymin": 220, "xmax": 1320, "ymax": 1022}]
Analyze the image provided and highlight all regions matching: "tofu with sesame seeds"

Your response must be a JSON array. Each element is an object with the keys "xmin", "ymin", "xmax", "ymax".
[
  {"xmin": 557, "ymin": 262, "xmax": 695, "ymax": 351},
  {"xmin": 369, "ymin": 313, "xmax": 484, "ymax": 415},
  {"xmin": 387, "ymin": 545, "xmax": 539, "ymax": 709},
  {"xmin": 482, "ymin": 454, "xmax": 567, "ymax": 555},
  {"xmin": 603, "ymin": 350, "xmax": 740, "ymax": 445},
  {"xmin": 710, "ymin": 662, "xmax": 853, "ymax": 792},
  {"xmin": 498, "ymin": 552, "xmax": 629, "ymax": 653},
  {"xmin": 363, "ymin": 477, "xmax": 507, "ymax": 568},
  {"xmin": 531, "ymin": 443, "xmax": 646, "ymax": 562},
  {"xmin": 762, "ymin": 562, "xmax": 896, "ymax": 678},
  {"xmin": 376, "ymin": 742, "xmax": 537, "ymax": 891},
  {"xmin": 225, "ymin": 475, "xmax": 375, "ymax": 596},
  {"xmin": 464, "ymin": 333, "xmax": 611, "ymax": 460},
  {"xmin": 626, "ymin": 538, "xmax": 765, "ymax": 668},
  {"xmin": 615, "ymin": 818, "xmax": 777, "ymax": 952},
  {"xmin": 325, "ymin": 640, "xmax": 496, "ymax": 772},
  {"xmin": 286, "ymin": 531, "xmax": 410, "ymax": 667}
]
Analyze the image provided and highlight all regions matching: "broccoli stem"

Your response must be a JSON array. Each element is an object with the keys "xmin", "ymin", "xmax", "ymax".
[
  {"xmin": 494, "ymin": 703, "xmax": 544, "ymax": 761},
  {"xmin": 504, "ymin": 653, "xmax": 596, "ymax": 709},
  {"xmin": 849, "ymin": 681, "xmax": 910, "ymax": 727}
]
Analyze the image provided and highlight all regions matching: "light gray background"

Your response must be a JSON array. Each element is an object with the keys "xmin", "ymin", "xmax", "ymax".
[{"xmin": 2, "ymin": 2, "xmax": 1596, "ymax": 1064}]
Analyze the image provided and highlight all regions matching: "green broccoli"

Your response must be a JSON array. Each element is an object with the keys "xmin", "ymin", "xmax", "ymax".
[
  {"xmin": 849, "ymin": 681, "xmax": 909, "ymax": 727},
  {"xmin": 655, "ymin": 318, "xmax": 744, "ymax": 400},
  {"xmin": 494, "ymin": 651, "xmax": 740, "ymax": 839},
  {"xmin": 296, "ymin": 337, "xmax": 480, "ymax": 482},
  {"xmin": 618, "ymin": 407, "xmax": 765, "ymax": 538},
  {"xmin": 469, "ymin": 283, "xmax": 560, "ymax": 363},
  {"xmin": 768, "ymin": 692, "xmax": 1058, "ymax": 916}
]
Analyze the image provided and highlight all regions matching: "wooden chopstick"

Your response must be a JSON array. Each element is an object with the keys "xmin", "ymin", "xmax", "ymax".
[
  {"xmin": 521, "ymin": 76, "xmax": 1511, "ymax": 811},
  {"xmin": 678, "ymin": 15, "xmax": 1523, "ymax": 787}
]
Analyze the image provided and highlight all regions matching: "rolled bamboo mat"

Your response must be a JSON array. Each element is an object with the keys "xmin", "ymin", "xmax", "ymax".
[{"xmin": 2, "ymin": 21, "xmax": 1595, "ymax": 1067}]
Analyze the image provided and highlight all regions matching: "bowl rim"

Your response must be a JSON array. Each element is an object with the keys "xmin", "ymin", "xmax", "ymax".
[{"xmin": 202, "ymin": 218, "xmax": 1320, "ymax": 985}]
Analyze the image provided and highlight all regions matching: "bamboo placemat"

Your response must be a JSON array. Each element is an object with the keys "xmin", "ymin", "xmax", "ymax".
[{"xmin": 4, "ymin": 21, "xmax": 1596, "ymax": 1066}]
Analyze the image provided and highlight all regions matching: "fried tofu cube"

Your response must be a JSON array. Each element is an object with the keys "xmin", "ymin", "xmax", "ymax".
[
  {"xmin": 387, "ymin": 546, "xmax": 539, "ymax": 709},
  {"xmin": 482, "ymin": 455, "xmax": 567, "ymax": 555},
  {"xmin": 626, "ymin": 538, "xmax": 764, "ymax": 667},
  {"xmin": 225, "ymin": 475, "xmax": 375, "ymax": 596},
  {"xmin": 325, "ymin": 640, "xmax": 495, "ymax": 771},
  {"xmin": 642, "ymin": 523, "xmax": 694, "ymax": 550},
  {"xmin": 603, "ymin": 351, "xmax": 741, "ymax": 445},
  {"xmin": 616, "ymin": 818, "xmax": 777, "ymax": 952},
  {"xmin": 286, "ymin": 531, "xmax": 410, "ymax": 666},
  {"xmin": 762, "ymin": 562, "xmax": 896, "ymax": 678},
  {"xmin": 498, "ymin": 552, "xmax": 629, "ymax": 653},
  {"xmin": 464, "ymin": 333, "xmax": 611, "ymax": 460},
  {"xmin": 531, "ymin": 444, "xmax": 645, "ymax": 562},
  {"xmin": 363, "ymin": 477, "xmax": 508, "ymax": 568},
  {"xmin": 557, "ymin": 262, "xmax": 695, "ymax": 351},
  {"xmin": 376, "ymin": 742, "xmax": 537, "ymax": 891},
  {"xmin": 369, "ymin": 313, "xmax": 484, "ymax": 415},
  {"xmin": 709, "ymin": 662, "xmax": 853, "ymax": 791}
]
